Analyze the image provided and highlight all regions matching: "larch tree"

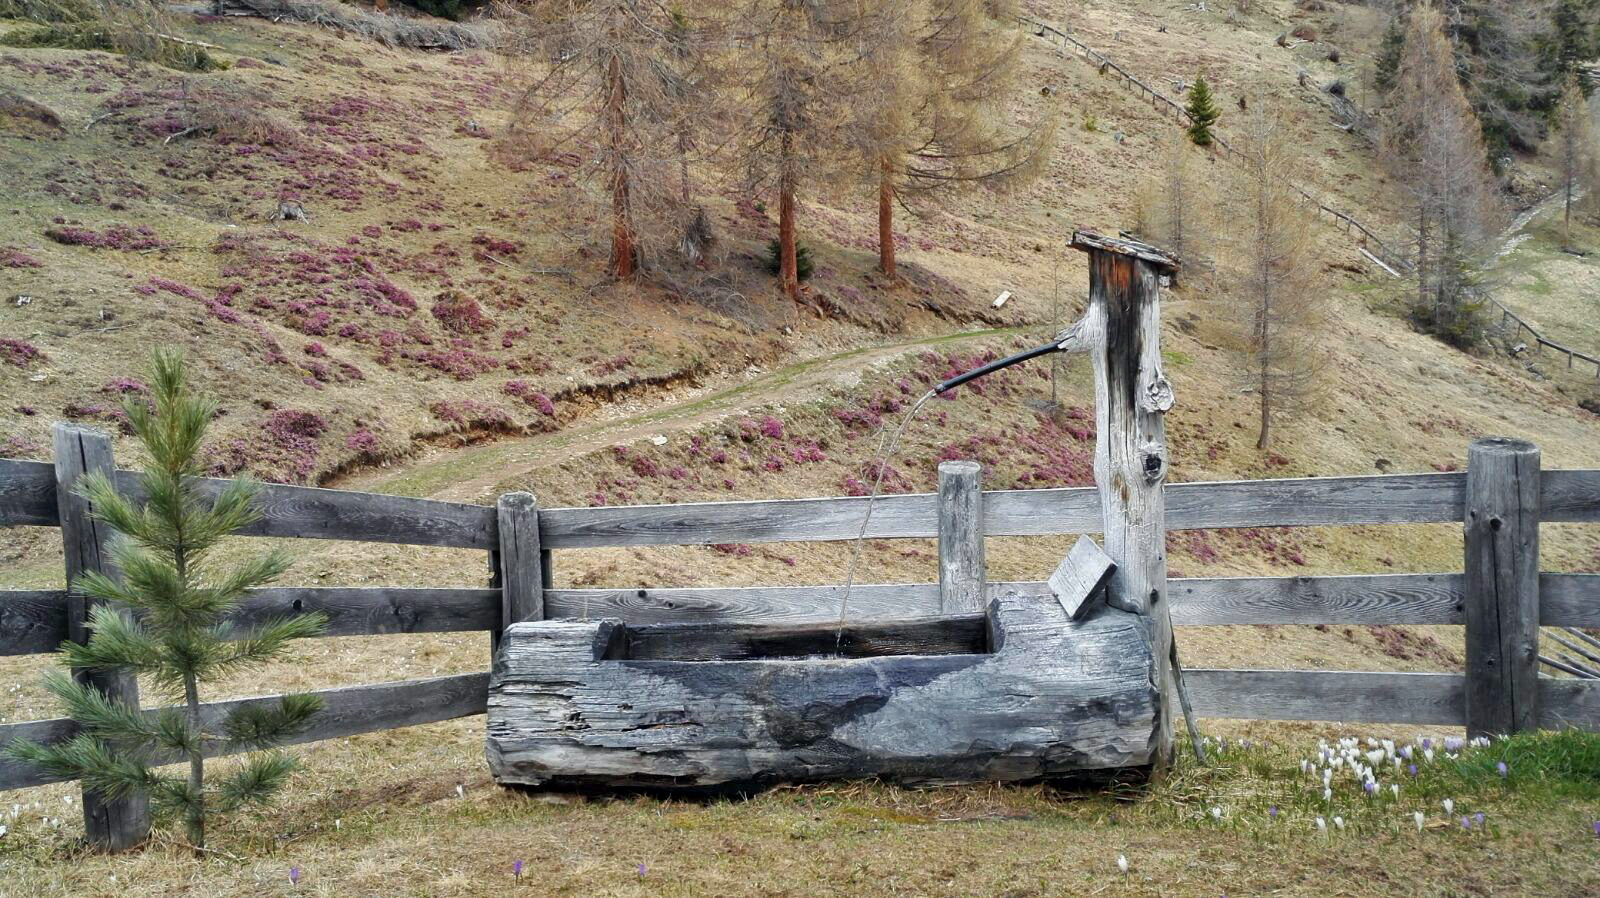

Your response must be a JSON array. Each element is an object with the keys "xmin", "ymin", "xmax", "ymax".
[
  {"xmin": 1385, "ymin": 3, "xmax": 1505, "ymax": 346},
  {"xmin": 3, "ymin": 350, "xmax": 326, "ymax": 851},
  {"xmin": 848, "ymin": 0, "xmax": 1053, "ymax": 278},
  {"xmin": 724, "ymin": 0, "xmax": 857, "ymax": 300},
  {"xmin": 1215, "ymin": 105, "xmax": 1323, "ymax": 450},
  {"xmin": 503, "ymin": 1, "xmax": 703, "ymax": 280},
  {"xmin": 1556, "ymin": 74, "xmax": 1596, "ymax": 249},
  {"xmin": 1133, "ymin": 131, "xmax": 1214, "ymax": 276}
]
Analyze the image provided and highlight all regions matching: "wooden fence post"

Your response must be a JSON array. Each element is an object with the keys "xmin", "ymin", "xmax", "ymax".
[
  {"xmin": 493, "ymin": 492, "xmax": 544, "ymax": 656},
  {"xmin": 937, "ymin": 461, "xmax": 985, "ymax": 612},
  {"xmin": 1463, "ymin": 437, "xmax": 1540, "ymax": 737},
  {"xmin": 52, "ymin": 423, "xmax": 150, "ymax": 851},
  {"xmin": 1067, "ymin": 231, "xmax": 1181, "ymax": 767}
]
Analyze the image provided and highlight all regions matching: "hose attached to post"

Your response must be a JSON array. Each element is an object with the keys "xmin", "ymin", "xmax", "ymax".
[{"xmin": 933, "ymin": 340, "xmax": 1062, "ymax": 395}]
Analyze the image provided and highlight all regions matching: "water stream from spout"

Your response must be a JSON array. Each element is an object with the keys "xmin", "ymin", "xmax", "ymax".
[{"xmin": 833, "ymin": 388, "xmax": 937, "ymax": 653}]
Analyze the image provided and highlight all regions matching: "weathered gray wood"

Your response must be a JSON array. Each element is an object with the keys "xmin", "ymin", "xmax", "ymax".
[
  {"xmin": 494, "ymin": 493, "xmax": 543, "ymax": 658},
  {"xmin": 487, "ymin": 595, "xmax": 1158, "ymax": 789},
  {"xmin": 231, "ymin": 587, "xmax": 500, "ymax": 637},
  {"xmin": 1070, "ymin": 229, "xmax": 1177, "ymax": 766},
  {"xmin": 0, "ymin": 673, "xmax": 489, "ymax": 791},
  {"xmin": 1463, "ymin": 437, "xmax": 1541, "ymax": 737},
  {"xmin": 51, "ymin": 424, "xmax": 149, "ymax": 850},
  {"xmin": 620, "ymin": 614, "xmax": 988, "ymax": 662},
  {"xmin": 1534, "ymin": 575, "xmax": 1599, "ymax": 627},
  {"xmin": 1539, "ymin": 677, "xmax": 1600, "ymax": 730},
  {"xmin": 109, "ymin": 469, "xmax": 495, "ymax": 548},
  {"xmin": 0, "ymin": 458, "xmax": 58, "ymax": 526},
  {"xmin": 546, "ymin": 583, "xmax": 943, "ymax": 626},
  {"xmin": 1541, "ymin": 655, "xmax": 1598, "ymax": 679},
  {"xmin": 1541, "ymin": 470, "xmax": 1600, "ymax": 522},
  {"xmin": 1048, "ymin": 535, "xmax": 1116, "ymax": 620},
  {"xmin": 0, "ymin": 589, "xmax": 69, "ymax": 654},
  {"xmin": 1564, "ymin": 625, "xmax": 1600, "ymax": 654},
  {"xmin": 1184, "ymin": 669, "xmax": 1467, "ymax": 725},
  {"xmin": 937, "ymin": 461, "xmax": 985, "ymax": 612},
  {"xmin": 532, "ymin": 472, "xmax": 1476, "ymax": 548},
  {"xmin": 1168, "ymin": 574, "xmax": 1464, "ymax": 625}
]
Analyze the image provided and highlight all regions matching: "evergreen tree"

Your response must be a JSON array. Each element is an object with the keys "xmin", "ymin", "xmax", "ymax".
[
  {"xmin": 4, "ymin": 350, "xmax": 326, "ymax": 850},
  {"xmin": 1185, "ymin": 75, "xmax": 1221, "ymax": 146}
]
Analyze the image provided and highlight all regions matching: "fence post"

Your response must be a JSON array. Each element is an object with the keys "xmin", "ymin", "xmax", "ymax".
[
  {"xmin": 493, "ymin": 492, "xmax": 544, "ymax": 656},
  {"xmin": 1069, "ymin": 231, "xmax": 1181, "ymax": 768},
  {"xmin": 1463, "ymin": 437, "xmax": 1541, "ymax": 738},
  {"xmin": 937, "ymin": 461, "xmax": 985, "ymax": 612},
  {"xmin": 51, "ymin": 423, "xmax": 150, "ymax": 852}
]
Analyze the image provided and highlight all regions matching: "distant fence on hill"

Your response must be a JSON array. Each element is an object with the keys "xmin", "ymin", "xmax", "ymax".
[{"xmin": 0, "ymin": 423, "xmax": 1597, "ymax": 847}]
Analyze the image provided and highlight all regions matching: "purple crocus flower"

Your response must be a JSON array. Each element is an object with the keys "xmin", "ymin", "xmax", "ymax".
[
  {"xmin": 1474, "ymin": 812, "xmax": 1485, "ymax": 826},
  {"xmin": 1422, "ymin": 738, "xmax": 1433, "ymax": 750},
  {"xmin": 289, "ymin": 867, "xmax": 301, "ymax": 886},
  {"xmin": 637, "ymin": 862, "xmax": 647, "ymax": 878},
  {"xmin": 1592, "ymin": 820, "xmax": 1600, "ymax": 838},
  {"xmin": 513, "ymin": 860, "xmax": 523, "ymax": 881},
  {"xmin": 1407, "ymin": 763, "xmax": 1418, "ymax": 777},
  {"xmin": 1444, "ymin": 737, "xmax": 1464, "ymax": 753},
  {"xmin": 1363, "ymin": 781, "xmax": 1376, "ymax": 795},
  {"xmin": 1268, "ymin": 805, "xmax": 1278, "ymax": 820},
  {"xmin": 1495, "ymin": 761, "xmax": 1508, "ymax": 777},
  {"xmin": 1461, "ymin": 816, "xmax": 1472, "ymax": 830}
]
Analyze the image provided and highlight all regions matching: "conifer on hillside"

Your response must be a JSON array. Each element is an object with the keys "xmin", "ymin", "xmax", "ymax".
[
  {"xmin": 3, "ymin": 350, "xmax": 326, "ymax": 851},
  {"xmin": 1186, "ymin": 75, "xmax": 1221, "ymax": 146}
]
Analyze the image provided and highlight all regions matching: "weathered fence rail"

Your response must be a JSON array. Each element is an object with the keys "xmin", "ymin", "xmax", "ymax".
[{"xmin": 1, "ymin": 425, "xmax": 1598, "ymax": 845}]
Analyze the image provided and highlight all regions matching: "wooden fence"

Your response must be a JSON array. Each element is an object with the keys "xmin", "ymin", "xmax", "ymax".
[{"xmin": 1, "ymin": 425, "xmax": 1598, "ymax": 845}]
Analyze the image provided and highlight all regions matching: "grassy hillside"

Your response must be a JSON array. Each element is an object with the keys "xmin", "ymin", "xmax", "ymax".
[{"xmin": 1, "ymin": 0, "xmax": 1599, "ymax": 891}]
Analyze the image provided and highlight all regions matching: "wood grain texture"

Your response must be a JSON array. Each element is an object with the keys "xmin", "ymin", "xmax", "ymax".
[
  {"xmin": 1048, "ymin": 536, "xmax": 1115, "ymax": 621},
  {"xmin": 1167, "ymin": 574, "xmax": 1465, "ymax": 625},
  {"xmin": 496, "ymin": 493, "xmax": 544, "ymax": 629},
  {"xmin": 0, "ymin": 673, "xmax": 489, "ymax": 791},
  {"xmin": 619, "ymin": 614, "xmax": 988, "ymax": 662},
  {"xmin": 52, "ymin": 424, "xmax": 149, "ymax": 850},
  {"xmin": 231, "ymin": 588, "xmax": 500, "ymax": 637},
  {"xmin": 1542, "ymin": 470, "xmax": 1600, "ymax": 522},
  {"xmin": 1184, "ymin": 669, "xmax": 1468, "ymax": 725},
  {"xmin": 1463, "ymin": 438, "xmax": 1541, "ymax": 737},
  {"xmin": 0, "ymin": 458, "xmax": 57, "ymax": 526},
  {"xmin": 937, "ymin": 461, "xmax": 985, "ymax": 612},
  {"xmin": 109, "ymin": 469, "xmax": 495, "ymax": 548},
  {"xmin": 487, "ymin": 595, "xmax": 1158, "ymax": 789},
  {"xmin": 1539, "ymin": 678, "xmax": 1600, "ymax": 731},
  {"xmin": 0, "ymin": 589, "xmax": 69, "ymax": 655},
  {"xmin": 545, "ymin": 583, "xmax": 943, "ymax": 625}
]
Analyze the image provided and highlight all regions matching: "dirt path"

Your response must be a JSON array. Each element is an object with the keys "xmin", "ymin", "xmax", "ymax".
[{"xmin": 343, "ymin": 326, "xmax": 1030, "ymax": 504}]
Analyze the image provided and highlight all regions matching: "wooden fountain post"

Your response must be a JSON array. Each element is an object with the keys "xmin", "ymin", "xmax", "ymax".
[{"xmin": 1063, "ymin": 230, "xmax": 1181, "ymax": 767}]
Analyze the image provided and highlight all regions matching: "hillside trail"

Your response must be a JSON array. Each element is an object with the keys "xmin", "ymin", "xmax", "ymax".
[{"xmin": 341, "ymin": 326, "xmax": 1029, "ymax": 504}]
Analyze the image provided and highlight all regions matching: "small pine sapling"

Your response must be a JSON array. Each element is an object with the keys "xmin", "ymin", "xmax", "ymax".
[
  {"xmin": 4, "ymin": 350, "xmax": 326, "ymax": 851},
  {"xmin": 1185, "ymin": 75, "xmax": 1221, "ymax": 147}
]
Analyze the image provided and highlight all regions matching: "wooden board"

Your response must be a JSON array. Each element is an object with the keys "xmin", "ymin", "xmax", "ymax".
[
  {"xmin": 487, "ymin": 594, "xmax": 1158, "ymax": 789},
  {"xmin": 0, "ymin": 673, "xmax": 488, "ymax": 791},
  {"xmin": 1542, "ymin": 470, "xmax": 1600, "ymax": 522},
  {"xmin": 110, "ymin": 470, "xmax": 495, "ymax": 548},
  {"xmin": 1543, "ymin": 574, "xmax": 1600, "ymax": 627},
  {"xmin": 1048, "ymin": 535, "xmax": 1115, "ymax": 620},
  {"xmin": 232, "ymin": 587, "xmax": 500, "ymax": 637},
  {"xmin": 0, "ymin": 589, "xmax": 69, "ymax": 655},
  {"xmin": 0, "ymin": 459, "xmax": 57, "ymax": 527},
  {"xmin": 1539, "ymin": 678, "xmax": 1600, "ymax": 731},
  {"xmin": 1166, "ymin": 574, "xmax": 1464, "ymax": 625},
  {"xmin": 1184, "ymin": 669, "xmax": 1467, "ymax": 725}
]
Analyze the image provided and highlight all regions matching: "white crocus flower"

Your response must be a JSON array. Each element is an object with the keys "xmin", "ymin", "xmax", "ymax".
[
  {"xmin": 1442, "ymin": 798, "xmax": 1454, "ymax": 815},
  {"xmin": 1211, "ymin": 807, "xmax": 1222, "ymax": 821},
  {"xmin": 1117, "ymin": 854, "xmax": 1128, "ymax": 876},
  {"xmin": 1414, "ymin": 811, "xmax": 1425, "ymax": 832},
  {"xmin": 1333, "ymin": 816, "xmax": 1345, "ymax": 830},
  {"xmin": 1323, "ymin": 787, "xmax": 1333, "ymax": 802},
  {"xmin": 1315, "ymin": 816, "xmax": 1327, "ymax": 833}
]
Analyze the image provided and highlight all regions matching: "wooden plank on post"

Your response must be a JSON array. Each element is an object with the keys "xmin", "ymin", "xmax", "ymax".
[
  {"xmin": 1463, "ymin": 437, "xmax": 1541, "ymax": 738},
  {"xmin": 1048, "ymin": 535, "xmax": 1116, "ymax": 620},
  {"xmin": 52, "ymin": 423, "xmax": 149, "ymax": 851},
  {"xmin": 936, "ymin": 461, "xmax": 985, "ymax": 612},
  {"xmin": 1069, "ymin": 230, "xmax": 1182, "ymax": 767},
  {"xmin": 494, "ymin": 493, "xmax": 544, "ymax": 655}
]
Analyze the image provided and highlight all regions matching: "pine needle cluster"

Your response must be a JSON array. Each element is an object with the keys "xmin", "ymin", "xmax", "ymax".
[{"xmin": 4, "ymin": 350, "xmax": 326, "ymax": 849}]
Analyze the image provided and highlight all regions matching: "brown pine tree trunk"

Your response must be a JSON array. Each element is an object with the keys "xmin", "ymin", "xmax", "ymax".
[
  {"xmin": 878, "ymin": 160, "xmax": 896, "ymax": 277},
  {"xmin": 606, "ymin": 52, "xmax": 634, "ymax": 280},
  {"xmin": 778, "ymin": 133, "xmax": 798, "ymax": 300}
]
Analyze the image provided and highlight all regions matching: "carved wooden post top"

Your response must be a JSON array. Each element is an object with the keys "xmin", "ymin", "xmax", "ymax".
[{"xmin": 1069, "ymin": 229, "xmax": 1181, "ymax": 275}]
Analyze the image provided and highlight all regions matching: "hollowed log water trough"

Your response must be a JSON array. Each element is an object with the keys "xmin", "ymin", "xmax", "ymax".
[{"xmin": 485, "ymin": 232, "xmax": 1185, "ymax": 789}]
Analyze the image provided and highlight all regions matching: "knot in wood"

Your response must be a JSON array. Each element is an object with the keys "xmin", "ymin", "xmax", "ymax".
[
  {"xmin": 1139, "ymin": 373, "xmax": 1174, "ymax": 413},
  {"xmin": 1138, "ymin": 442, "xmax": 1167, "ymax": 485}
]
